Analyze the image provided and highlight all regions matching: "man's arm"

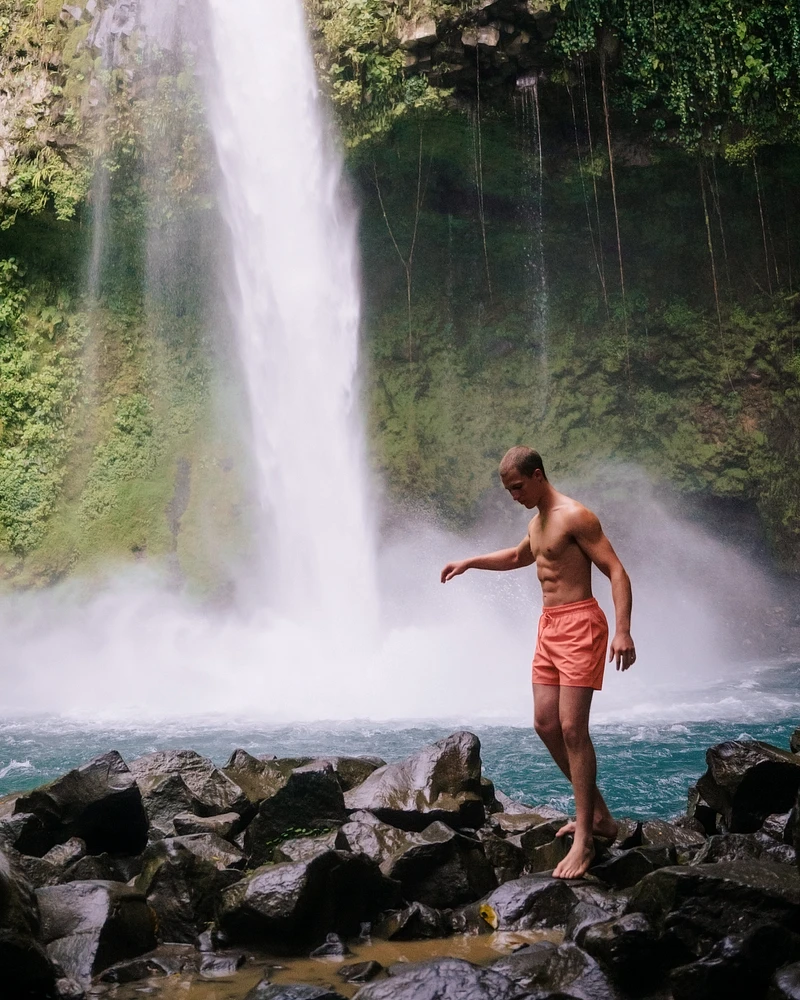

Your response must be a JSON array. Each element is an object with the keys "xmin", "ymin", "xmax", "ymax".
[
  {"xmin": 571, "ymin": 509, "xmax": 636, "ymax": 671},
  {"xmin": 441, "ymin": 534, "xmax": 533, "ymax": 583}
]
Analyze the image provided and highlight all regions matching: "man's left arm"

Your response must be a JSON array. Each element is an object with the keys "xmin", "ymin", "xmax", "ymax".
[{"xmin": 572, "ymin": 510, "xmax": 636, "ymax": 671}]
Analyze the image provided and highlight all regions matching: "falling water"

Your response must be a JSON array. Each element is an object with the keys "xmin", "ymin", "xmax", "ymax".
[
  {"xmin": 517, "ymin": 75, "xmax": 549, "ymax": 387},
  {"xmin": 204, "ymin": 0, "xmax": 378, "ymax": 634}
]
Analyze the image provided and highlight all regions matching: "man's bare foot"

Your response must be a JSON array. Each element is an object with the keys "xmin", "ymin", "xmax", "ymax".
[
  {"xmin": 556, "ymin": 816, "xmax": 618, "ymax": 843},
  {"xmin": 553, "ymin": 839, "xmax": 595, "ymax": 879}
]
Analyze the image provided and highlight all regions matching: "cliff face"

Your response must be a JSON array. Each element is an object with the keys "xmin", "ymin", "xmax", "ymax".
[{"xmin": 0, "ymin": 0, "xmax": 797, "ymax": 585}]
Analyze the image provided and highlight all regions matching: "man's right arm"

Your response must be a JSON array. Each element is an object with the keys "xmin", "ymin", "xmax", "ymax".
[{"xmin": 441, "ymin": 534, "xmax": 533, "ymax": 583}]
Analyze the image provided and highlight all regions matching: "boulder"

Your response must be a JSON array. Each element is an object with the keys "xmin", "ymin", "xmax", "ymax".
[
  {"xmin": 579, "ymin": 913, "xmax": 662, "ymax": 991},
  {"xmin": 625, "ymin": 860, "xmax": 800, "ymax": 965},
  {"xmin": 791, "ymin": 729, "xmax": 800, "ymax": 754},
  {"xmin": 223, "ymin": 750, "xmax": 289, "ymax": 805},
  {"xmin": 15, "ymin": 854, "xmax": 61, "ymax": 890},
  {"xmin": 245, "ymin": 984, "xmax": 347, "ymax": 1000},
  {"xmin": 58, "ymin": 853, "xmax": 123, "ymax": 883},
  {"xmin": 635, "ymin": 819, "xmax": 706, "ymax": 852},
  {"xmin": 517, "ymin": 835, "xmax": 569, "ymax": 874},
  {"xmin": 244, "ymin": 763, "xmax": 347, "ymax": 867},
  {"xmin": 173, "ymin": 811, "xmax": 241, "ymax": 839},
  {"xmin": 132, "ymin": 772, "xmax": 199, "ymax": 840},
  {"xmin": 98, "ymin": 942, "xmax": 198, "ymax": 981},
  {"xmin": 492, "ymin": 809, "xmax": 568, "ymax": 836},
  {"xmin": 129, "ymin": 749, "xmax": 248, "ymax": 820},
  {"xmin": 42, "ymin": 839, "xmax": 86, "ymax": 868},
  {"xmin": 398, "ymin": 17, "xmax": 437, "ymax": 49},
  {"xmin": 1, "ymin": 846, "xmax": 40, "ymax": 937},
  {"xmin": 343, "ymin": 732, "xmax": 484, "ymax": 832},
  {"xmin": 275, "ymin": 831, "xmax": 339, "ymax": 863},
  {"xmin": 309, "ymin": 757, "xmax": 385, "ymax": 793},
  {"xmin": 0, "ymin": 847, "xmax": 57, "ymax": 998},
  {"xmin": 692, "ymin": 832, "xmax": 796, "ymax": 866},
  {"xmin": 351, "ymin": 956, "xmax": 524, "ymax": 1000},
  {"xmin": 469, "ymin": 874, "xmax": 577, "ymax": 930},
  {"xmin": 134, "ymin": 839, "xmax": 242, "ymax": 943},
  {"xmin": 492, "ymin": 940, "xmax": 620, "ymax": 999},
  {"xmin": 11, "ymin": 751, "xmax": 147, "ymax": 857},
  {"xmin": 372, "ymin": 901, "xmax": 446, "ymax": 940},
  {"xmin": 338, "ymin": 960, "xmax": 382, "ymax": 983},
  {"xmin": 687, "ymin": 784, "xmax": 719, "ymax": 836},
  {"xmin": 310, "ymin": 932, "xmax": 350, "ymax": 958},
  {"xmin": 761, "ymin": 812, "xmax": 793, "ymax": 843},
  {"xmin": 199, "ymin": 950, "xmax": 246, "ymax": 977},
  {"xmin": 773, "ymin": 961, "xmax": 800, "ymax": 999},
  {"xmin": 565, "ymin": 900, "xmax": 615, "ymax": 942},
  {"xmin": 696, "ymin": 741, "xmax": 800, "ymax": 833},
  {"xmin": 168, "ymin": 833, "xmax": 245, "ymax": 870},
  {"xmin": 475, "ymin": 830, "xmax": 524, "ymax": 884},
  {"xmin": 670, "ymin": 922, "xmax": 800, "ymax": 1000},
  {"xmin": 217, "ymin": 850, "xmax": 399, "ymax": 947},
  {"xmin": 36, "ymin": 880, "xmax": 156, "ymax": 985},
  {"xmin": 590, "ymin": 845, "xmax": 676, "ymax": 889}
]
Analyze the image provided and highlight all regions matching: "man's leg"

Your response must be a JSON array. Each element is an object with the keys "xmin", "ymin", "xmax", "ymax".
[
  {"xmin": 533, "ymin": 684, "xmax": 616, "ymax": 841},
  {"xmin": 552, "ymin": 686, "xmax": 599, "ymax": 878}
]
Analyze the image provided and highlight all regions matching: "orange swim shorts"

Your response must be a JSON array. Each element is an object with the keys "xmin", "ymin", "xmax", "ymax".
[{"xmin": 532, "ymin": 597, "xmax": 609, "ymax": 690}]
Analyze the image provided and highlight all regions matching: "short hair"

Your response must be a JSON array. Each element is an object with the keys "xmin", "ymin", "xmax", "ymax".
[{"xmin": 499, "ymin": 446, "xmax": 547, "ymax": 480}]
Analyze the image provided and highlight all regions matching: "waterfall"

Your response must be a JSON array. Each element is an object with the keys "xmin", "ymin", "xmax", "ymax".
[{"xmin": 204, "ymin": 0, "xmax": 378, "ymax": 634}]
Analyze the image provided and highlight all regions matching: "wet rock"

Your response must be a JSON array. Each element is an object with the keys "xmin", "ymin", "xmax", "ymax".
[
  {"xmin": 591, "ymin": 845, "xmax": 676, "ymax": 889},
  {"xmin": 223, "ymin": 750, "xmax": 291, "ymax": 805},
  {"xmin": 218, "ymin": 850, "xmax": 399, "ymax": 947},
  {"xmin": 15, "ymin": 854, "xmax": 61, "ymax": 889},
  {"xmin": 762, "ymin": 811, "xmax": 793, "ymax": 843},
  {"xmin": 471, "ymin": 874, "xmax": 577, "ymax": 930},
  {"xmin": 1, "ymin": 846, "xmax": 40, "ymax": 936},
  {"xmin": 134, "ymin": 839, "xmax": 242, "ymax": 944},
  {"xmin": 636, "ymin": 819, "xmax": 707, "ymax": 851},
  {"xmin": 311, "ymin": 757, "xmax": 386, "ymax": 793},
  {"xmin": 696, "ymin": 741, "xmax": 800, "ymax": 833},
  {"xmin": 518, "ymin": 835, "xmax": 569, "ymax": 873},
  {"xmin": 475, "ymin": 830, "xmax": 524, "ymax": 884},
  {"xmin": 36, "ymin": 880, "xmax": 156, "ymax": 985},
  {"xmin": 244, "ymin": 763, "xmax": 347, "ymax": 867},
  {"xmin": 398, "ymin": 17, "xmax": 438, "ymax": 49},
  {"xmin": 173, "ymin": 811, "xmax": 241, "ymax": 839},
  {"xmin": 493, "ymin": 809, "xmax": 568, "ymax": 836},
  {"xmin": 352, "ymin": 956, "xmax": 523, "ymax": 1000},
  {"xmin": 245, "ymin": 984, "xmax": 347, "ymax": 1000},
  {"xmin": 99, "ymin": 943, "xmax": 198, "ymax": 981},
  {"xmin": 625, "ymin": 860, "xmax": 800, "ymax": 965},
  {"xmin": 58, "ymin": 854, "xmax": 121, "ymax": 884},
  {"xmin": 338, "ymin": 960, "xmax": 382, "ymax": 983},
  {"xmin": 492, "ymin": 940, "xmax": 619, "ymax": 999},
  {"xmin": 0, "ymin": 929, "xmax": 57, "ymax": 999},
  {"xmin": 275, "ymin": 831, "xmax": 339, "ymax": 863},
  {"xmin": 0, "ymin": 810, "xmax": 49, "ymax": 856},
  {"xmin": 199, "ymin": 950, "xmax": 246, "ymax": 978},
  {"xmin": 492, "ymin": 790, "xmax": 536, "ymax": 815},
  {"xmin": 43, "ymin": 839, "xmax": 86, "ymax": 868},
  {"xmin": 169, "ymin": 833, "xmax": 245, "ymax": 870},
  {"xmin": 310, "ymin": 932, "xmax": 349, "ymax": 957},
  {"xmin": 693, "ymin": 831, "xmax": 796, "ymax": 866},
  {"xmin": 670, "ymin": 922, "xmax": 800, "ymax": 1000},
  {"xmin": 565, "ymin": 900, "xmax": 614, "ymax": 942},
  {"xmin": 687, "ymin": 784, "xmax": 720, "ymax": 836},
  {"xmin": 133, "ymin": 772, "xmax": 199, "ymax": 840},
  {"xmin": 579, "ymin": 912, "xmax": 662, "ymax": 991},
  {"xmin": 791, "ymin": 729, "xmax": 800, "ymax": 754},
  {"xmin": 11, "ymin": 752, "xmax": 147, "ymax": 857},
  {"xmin": 773, "ymin": 961, "xmax": 800, "ymax": 999},
  {"xmin": 129, "ymin": 750, "xmax": 248, "ymax": 821},
  {"xmin": 372, "ymin": 901, "xmax": 446, "ymax": 940},
  {"xmin": 344, "ymin": 732, "xmax": 485, "ymax": 832}
]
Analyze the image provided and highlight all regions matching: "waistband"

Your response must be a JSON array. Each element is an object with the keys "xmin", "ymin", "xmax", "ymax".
[{"xmin": 540, "ymin": 597, "xmax": 599, "ymax": 619}]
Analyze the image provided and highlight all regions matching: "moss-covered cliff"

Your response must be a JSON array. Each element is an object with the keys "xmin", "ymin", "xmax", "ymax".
[{"xmin": 0, "ymin": 0, "xmax": 798, "ymax": 586}]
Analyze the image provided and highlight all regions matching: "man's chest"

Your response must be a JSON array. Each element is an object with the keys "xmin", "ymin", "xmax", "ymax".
[{"xmin": 529, "ymin": 519, "xmax": 575, "ymax": 561}]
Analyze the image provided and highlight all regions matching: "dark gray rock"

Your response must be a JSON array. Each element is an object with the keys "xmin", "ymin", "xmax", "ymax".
[
  {"xmin": 670, "ymin": 922, "xmax": 800, "ymax": 1000},
  {"xmin": 217, "ymin": 850, "xmax": 399, "ymax": 947},
  {"xmin": 476, "ymin": 830, "xmax": 524, "ymax": 884},
  {"xmin": 58, "ymin": 853, "xmax": 121, "ymax": 884},
  {"xmin": 492, "ymin": 810, "xmax": 569, "ymax": 837},
  {"xmin": 134, "ymin": 838, "xmax": 241, "ymax": 943},
  {"xmin": 343, "ymin": 732, "xmax": 485, "ymax": 832},
  {"xmin": 590, "ymin": 845, "xmax": 676, "ymax": 889},
  {"xmin": 199, "ymin": 951, "xmax": 246, "ymax": 978},
  {"xmin": 475, "ymin": 874, "xmax": 578, "ymax": 930},
  {"xmin": 244, "ymin": 763, "xmax": 347, "ymax": 868},
  {"xmin": 565, "ymin": 900, "xmax": 614, "ymax": 942},
  {"xmin": 98, "ymin": 943, "xmax": 198, "ymax": 981},
  {"xmin": 338, "ymin": 960, "xmax": 382, "ymax": 983},
  {"xmin": 492, "ymin": 940, "xmax": 619, "ymax": 999},
  {"xmin": 791, "ymin": 729, "xmax": 800, "ymax": 754},
  {"xmin": 275, "ymin": 831, "xmax": 339, "ymax": 863},
  {"xmin": 310, "ymin": 932, "xmax": 349, "ymax": 957},
  {"xmin": 129, "ymin": 750, "xmax": 248, "ymax": 822},
  {"xmin": 636, "ymin": 819, "xmax": 707, "ymax": 851},
  {"xmin": 308, "ymin": 757, "xmax": 386, "ymax": 792},
  {"xmin": 168, "ymin": 833, "xmax": 244, "ymax": 870},
  {"xmin": 579, "ymin": 912, "xmax": 662, "ymax": 992},
  {"xmin": 351, "ymin": 956, "xmax": 525, "ymax": 1000},
  {"xmin": 15, "ymin": 854, "xmax": 60, "ymax": 889},
  {"xmin": 11, "ymin": 752, "xmax": 147, "ymax": 857},
  {"xmin": 517, "ymin": 835, "xmax": 569, "ymax": 874},
  {"xmin": 173, "ymin": 811, "xmax": 241, "ymax": 839},
  {"xmin": 687, "ymin": 784, "xmax": 719, "ymax": 836},
  {"xmin": 773, "ymin": 961, "xmax": 800, "ymax": 999},
  {"xmin": 134, "ymin": 772, "xmax": 199, "ymax": 840},
  {"xmin": 693, "ymin": 831, "xmax": 796, "ymax": 866},
  {"xmin": 245, "ymin": 984, "xmax": 347, "ymax": 1000},
  {"xmin": 762, "ymin": 811, "xmax": 793, "ymax": 843},
  {"xmin": 697, "ymin": 741, "xmax": 800, "ymax": 833},
  {"xmin": 626, "ymin": 860, "xmax": 800, "ymax": 965},
  {"xmin": 372, "ymin": 901, "xmax": 446, "ymax": 940},
  {"xmin": 0, "ymin": 928, "xmax": 58, "ymax": 1000},
  {"xmin": 42, "ymin": 839, "xmax": 86, "ymax": 868},
  {"xmin": 36, "ymin": 880, "xmax": 156, "ymax": 986},
  {"xmin": 222, "ymin": 749, "xmax": 291, "ymax": 805},
  {"xmin": 1, "ymin": 846, "xmax": 40, "ymax": 937}
]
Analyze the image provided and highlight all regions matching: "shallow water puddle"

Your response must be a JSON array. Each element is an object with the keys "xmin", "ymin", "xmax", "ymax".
[{"xmin": 110, "ymin": 931, "xmax": 562, "ymax": 999}]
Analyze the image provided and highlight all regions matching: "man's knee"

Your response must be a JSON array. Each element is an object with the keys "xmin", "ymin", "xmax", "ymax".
[
  {"xmin": 560, "ymin": 716, "xmax": 590, "ymax": 750},
  {"xmin": 534, "ymin": 715, "xmax": 561, "ymax": 742}
]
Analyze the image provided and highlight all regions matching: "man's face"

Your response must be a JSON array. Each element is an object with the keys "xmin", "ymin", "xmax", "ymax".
[{"xmin": 500, "ymin": 467, "xmax": 542, "ymax": 508}]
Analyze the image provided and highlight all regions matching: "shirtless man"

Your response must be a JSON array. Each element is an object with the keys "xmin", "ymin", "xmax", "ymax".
[{"xmin": 441, "ymin": 446, "xmax": 636, "ymax": 879}]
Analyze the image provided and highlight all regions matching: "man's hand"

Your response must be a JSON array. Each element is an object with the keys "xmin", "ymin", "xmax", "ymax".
[
  {"xmin": 441, "ymin": 561, "xmax": 469, "ymax": 583},
  {"xmin": 609, "ymin": 631, "xmax": 636, "ymax": 671}
]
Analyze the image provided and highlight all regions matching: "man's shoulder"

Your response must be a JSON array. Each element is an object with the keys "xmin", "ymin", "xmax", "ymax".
[{"xmin": 558, "ymin": 496, "xmax": 600, "ymax": 532}]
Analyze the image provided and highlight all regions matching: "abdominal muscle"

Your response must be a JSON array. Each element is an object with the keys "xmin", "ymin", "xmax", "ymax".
[{"xmin": 536, "ymin": 547, "xmax": 594, "ymax": 608}]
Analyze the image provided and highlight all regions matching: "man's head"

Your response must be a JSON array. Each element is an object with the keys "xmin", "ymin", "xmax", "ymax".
[{"xmin": 499, "ymin": 446, "xmax": 548, "ymax": 508}]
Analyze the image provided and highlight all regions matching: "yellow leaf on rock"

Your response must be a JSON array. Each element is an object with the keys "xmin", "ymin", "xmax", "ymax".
[{"xmin": 479, "ymin": 903, "xmax": 498, "ymax": 929}]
